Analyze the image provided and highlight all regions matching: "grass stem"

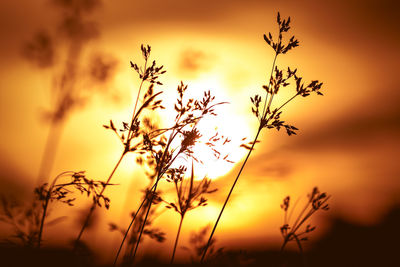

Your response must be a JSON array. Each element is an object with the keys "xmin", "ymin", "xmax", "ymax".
[
  {"xmin": 201, "ymin": 47, "xmax": 279, "ymax": 263},
  {"xmin": 75, "ymin": 153, "xmax": 125, "ymax": 245},
  {"xmin": 200, "ymin": 126, "xmax": 262, "ymax": 262},
  {"xmin": 37, "ymin": 171, "xmax": 72, "ymax": 248},
  {"xmin": 113, "ymin": 183, "xmax": 156, "ymax": 266},
  {"xmin": 171, "ymin": 215, "xmax": 184, "ymax": 264}
]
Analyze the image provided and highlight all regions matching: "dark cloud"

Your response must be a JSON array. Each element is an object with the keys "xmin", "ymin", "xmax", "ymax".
[{"xmin": 287, "ymin": 91, "xmax": 400, "ymax": 152}]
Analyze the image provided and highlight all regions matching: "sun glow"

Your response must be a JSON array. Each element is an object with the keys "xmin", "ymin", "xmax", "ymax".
[{"xmin": 167, "ymin": 75, "xmax": 252, "ymax": 180}]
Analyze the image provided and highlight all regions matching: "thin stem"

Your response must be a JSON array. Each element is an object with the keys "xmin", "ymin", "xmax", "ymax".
[
  {"xmin": 291, "ymin": 200, "xmax": 311, "ymax": 235},
  {"xmin": 261, "ymin": 53, "xmax": 278, "ymax": 120},
  {"xmin": 130, "ymin": 127, "xmax": 178, "ymax": 263},
  {"xmin": 284, "ymin": 210, "xmax": 288, "ymax": 226},
  {"xmin": 200, "ymin": 51, "xmax": 278, "ymax": 263},
  {"xmin": 75, "ymin": 152, "xmax": 125, "ymax": 245},
  {"xmin": 280, "ymin": 236, "xmax": 289, "ymax": 253},
  {"xmin": 113, "ymin": 183, "xmax": 156, "ymax": 267},
  {"xmin": 291, "ymin": 197, "xmax": 330, "ymax": 235},
  {"xmin": 170, "ymin": 161, "xmax": 193, "ymax": 264},
  {"xmin": 131, "ymin": 178, "xmax": 160, "ymax": 263},
  {"xmin": 171, "ymin": 215, "xmax": 184, "ymax": 264},
  {"xmin": 200, "ymin": 126, "xmax": 262, "ymax": 262},
  {"xmin": 38, "ymin": 171, "xmax": 73, "ymax": 248},
  {"xmin": 128, "ymin": 60, "xmax": 147, "ymax": 142},
  {"xmin": 293, "ymin": 235, "xmax": 306, "ymax": 267},
  {"xmin": 287, "ymin": 197, "xmax": 301, "ymax": 224},
  {"xmin": 280, "ymin": 234, "xmax": 306, "ymax": 267},
  {"xmin": 275, "ymin": 93, "xmax": 299, "ymax": 113}
]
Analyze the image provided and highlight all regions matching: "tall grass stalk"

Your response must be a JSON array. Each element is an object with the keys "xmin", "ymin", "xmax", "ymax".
[
  {"xmin": 200, "ymin": 127, "xmax": 262, "ymax": 262},
  {"xmin": 75, "ymin": 45, "xmax": 165, "ymax": 245},
  {"xmin": 74, "ymin": 45, "xmax": 166, "ymax": 245},
  {"xmin": 201, "ymin": 12, "xmax": 323, "ymax": 262}
]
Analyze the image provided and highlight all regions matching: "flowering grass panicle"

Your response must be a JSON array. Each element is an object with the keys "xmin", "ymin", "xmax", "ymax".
[{"xmin": 201, "ymin": 12, "xmax": 324, "ymax": 262}]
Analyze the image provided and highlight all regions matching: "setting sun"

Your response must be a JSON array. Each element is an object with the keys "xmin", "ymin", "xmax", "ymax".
[{"xmin": 165, "ymin": 75, "xmax": 252, "ymax": 179}]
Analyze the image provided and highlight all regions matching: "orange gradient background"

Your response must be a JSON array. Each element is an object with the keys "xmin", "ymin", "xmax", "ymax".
[{"xmin": 0, "ymin": 0, "xmax": 399, "ymax": 264}]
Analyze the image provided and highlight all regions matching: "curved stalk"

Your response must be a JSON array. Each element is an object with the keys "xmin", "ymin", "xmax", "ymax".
[
  {"xmin": 37, "ymin": 171, "xmax": 73, "ymax": 248},
  {"xmin": 75, "ymin": 55, "xmax": 151, "ymax": 245}
]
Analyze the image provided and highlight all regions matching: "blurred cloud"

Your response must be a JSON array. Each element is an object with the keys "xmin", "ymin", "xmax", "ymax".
[
  {"xmin": 21, "ymin": 30, "xmax": 55, "ymax": 69},
  {"xmin": 88, "ymin": 52, "xmax": 119, "ymax": 83},
  {"xmin": 177, "ymin": 48, "xmax": 213, "ymax": 78}
]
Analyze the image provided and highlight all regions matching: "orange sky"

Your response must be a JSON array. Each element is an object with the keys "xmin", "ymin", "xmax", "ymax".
[{"xmin": 0, "ymin": 0, "xmax": 399, "ymax": 263}]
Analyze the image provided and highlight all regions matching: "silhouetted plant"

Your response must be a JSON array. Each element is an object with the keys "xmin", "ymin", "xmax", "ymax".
[
  {"xmin": 113, "ymin": 124, "xmax": 227, "ymax": 265},
  {"xmin": 181, "ymin": 224, "xmax": 223, "ymax": 263},
  {"xmin": 280, "ymin": 187, "xmax": 330, "ymax": 266},
  {"xmin": 111, "ymin": 181, "xmax": 161, "ymax": 266},
  {"xmin": 201, "ymin": 12, "xmax": 324, "ymax": 262},
  {"xmin": 0, "ymin": 171, "xmax": 111, "ymax": 248},
  {"xmin": 163, "ymin": 162, "xmax": 217, "ymax": 263},
  {"xmin": 0, "ymin": 196, "xmax": 41, "ymax": 247},
  {"xmin": 110, "ymin": 186, "xmax": 166, "ymax": 267},
  {"xmin": 123, "ymin": 82, "xmax": 226, "ymax": 263},
  {"xmin": 75, "ymin": 44, "xmax": 165, "ymax": 244},
  {"xmin": 36, "ymin": 171, "xmax": 111, "ymax": 248},
  {"xmin": 114, "ymin": 187, "xmax": 166, "ymax": 266}
]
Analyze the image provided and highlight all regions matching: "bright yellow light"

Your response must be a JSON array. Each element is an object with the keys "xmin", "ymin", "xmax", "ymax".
[{"xmin": 170, "ymin": 74, "xmax": 252, "ymax": 179}]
